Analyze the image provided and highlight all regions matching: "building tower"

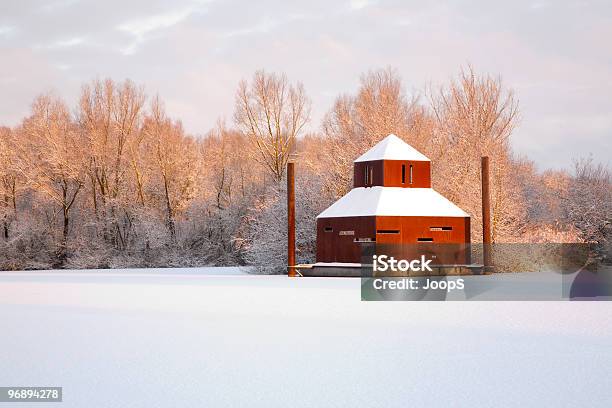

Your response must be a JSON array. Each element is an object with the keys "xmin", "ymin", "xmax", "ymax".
[{"xmin": 316, "ymin": 134, "xmax": 471, "ymax": 264}]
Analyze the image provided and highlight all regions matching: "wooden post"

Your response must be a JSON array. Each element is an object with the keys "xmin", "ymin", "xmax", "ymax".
[
  {"xmin": 481, "ymin": 156, "xmax": 492, "ymax": 272},
  {"xmin": 287, "ymin": 161, "xmax": 296, "ymax": 277}
]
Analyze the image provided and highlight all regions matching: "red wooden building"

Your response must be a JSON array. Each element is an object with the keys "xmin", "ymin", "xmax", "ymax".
[{"xmin": 316, "ymin": 134, "xmax": 471, "ymax": 264}]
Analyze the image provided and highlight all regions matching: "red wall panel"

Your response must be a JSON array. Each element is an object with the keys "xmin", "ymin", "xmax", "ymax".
[
  {"xmin": 353, "ymin": 160, "xmax": 431, "ymax": 188},
  {"xmin": 383, "ymin": 160, "xmax": 431, "ymax": 188},
  {"xmin": 317, "ymin": 215, "xmax": 471, "ymax": 264},
  {"xmin": 316, "ymin": 216, "xmax": 376, "ymax": 263}
]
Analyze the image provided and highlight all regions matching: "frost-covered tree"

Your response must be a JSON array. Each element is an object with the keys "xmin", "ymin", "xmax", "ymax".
[
  {"xmin": 77, "ymin": 79, "xmax": 146, "ymax": 248},
  {"xmin": 143, "ymin": 96, "xmax": 199, "ymax": 238},
  {"xmin": 429, "ymin": 66, "xmax": 523, "ymax": 242},
  {"xmin": 242, "ymin": 169, "xmax": 331, "ymax": 274},
  {"xmin": 321, "ymin": 67, "xmax": 426, "ymax": 197},
  {"xmin": 0, "ymin": 69, "xmax": 608, "ymax": 271},
  {"xmin": 19, "ymin": 94, "xmax": 86, "ymax": 261},
  {"xmin": 234, "ymin": 70, "xmax": 311, "ymax": 183},
  {"xmin": 0, "ymin": 127, "xmax": 19, "ymax": 240},
  {"xmin": 563, "ymin": 157, "xmax": 612, "ymax": 247}
]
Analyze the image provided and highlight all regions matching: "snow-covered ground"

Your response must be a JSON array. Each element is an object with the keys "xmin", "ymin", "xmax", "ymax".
[{"xmin": 1, "ymin": 268, "xmax": 612, "ymax": 407}]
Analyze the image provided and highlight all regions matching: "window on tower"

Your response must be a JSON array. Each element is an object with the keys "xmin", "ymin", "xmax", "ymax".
[
  {"xmin": 364, "ymin": 164, "xmax": 374, "ymax": 186},
  {"xmin": 409, "ymin": 164, "xmax": 413, "ymax": 184},
  {"xmin": 401, "ymin": 164, "xmax": 406, "ymax": 184}
]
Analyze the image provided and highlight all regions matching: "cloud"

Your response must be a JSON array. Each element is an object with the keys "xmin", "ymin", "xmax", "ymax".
[
  {"xmin": 38, "ymin": 0, "xmax": 81, "ymax": 13},
  {"xmin": 529, "ymin": 1, "xmax": 550, "ymax": 10},
  {"xmin": 0, "ymin": 26, "xmax": 15, "ymax": 37},
  {"xmin": 350, "ymin": 0, "xmax": 372, "ymax": 10},
  {"xmin": 221, "ymin": 17, "xmax": 281, "ymax": 38},
  {"xmin": 0, "ymin": 0, "xmax": 610, "ymax": 169},
  {"xmin": 117, "ymin": 7, "xmax": 202, "ymax": 54},
  {"xmin": 46, "ymin": 36, "xmax": 87, "ymax": 49}
]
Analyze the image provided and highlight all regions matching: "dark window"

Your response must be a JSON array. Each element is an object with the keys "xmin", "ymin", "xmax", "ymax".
[
  {"xmin": 430, "ymin": 226, "xmax": 453, "ymax": 231},
  {"xmin": 377, "ymin": 229, "xmax": 400, "ymax": 234},
  {"xmin": 324, "ymin": 227, "xmax": 333, "ymax": 232},
  {"xmin": 364, "ymin": 164, "xmax": 374, "ymax": 186},
  {"xmin": 417, "ymin": 237, "xmax": 433, "ymax": 242},
  {"xmin": 409, "ymin": 164, "xmax": 413, "ymax": 184},
  {"xmin": 401, "ymin": 164, "xmax": 406, "ymax": 184}
]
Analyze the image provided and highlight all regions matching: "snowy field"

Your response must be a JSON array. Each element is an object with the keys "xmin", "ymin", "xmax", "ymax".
[{"xmin": 1, "ymin": 268, "xmax": 612, "ymax": 407}]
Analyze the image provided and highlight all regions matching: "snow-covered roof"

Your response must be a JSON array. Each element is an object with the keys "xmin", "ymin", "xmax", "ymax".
[
  {"xmin": 354, "ymin": 134, "xmax": 430, "ymax": 163},
  {"xmin": 317, "ymin": 187, "xmax": 469, "ymax": 218}
]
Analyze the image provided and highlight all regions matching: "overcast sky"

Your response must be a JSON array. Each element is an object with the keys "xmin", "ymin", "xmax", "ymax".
[{"xmin": 1, "ymin": 0, "xmax": 610, "ymax": 170}]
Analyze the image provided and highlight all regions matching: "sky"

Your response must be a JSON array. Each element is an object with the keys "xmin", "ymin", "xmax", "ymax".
[{"xmin": 0, "ymin": 0, "xmax": 610, "ymax": 171}]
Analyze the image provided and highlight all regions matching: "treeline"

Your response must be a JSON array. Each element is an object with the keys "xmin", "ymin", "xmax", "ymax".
[{"xmin": 0, "ymin": 67, "xmax": 610, "ymax": 272}]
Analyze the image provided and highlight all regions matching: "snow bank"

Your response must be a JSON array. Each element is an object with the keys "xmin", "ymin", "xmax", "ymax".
[{"xmin": 1, "ymin": 268, "xmax": 611, "ymax": 407}]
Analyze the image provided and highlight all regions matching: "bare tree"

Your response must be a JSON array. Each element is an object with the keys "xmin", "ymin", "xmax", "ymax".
[
  {"xmin": 19, "ymin": 94, "xmax": 86, "ymax": 260},
  {"xmin": 2, "ymin": 68, "xmax": 607, "ymax": 271},
  {"xmin": 429, "ymin": 66, "xmax": 522, "ymax": 242},
  {"xmin": 563, "ymin": 157, "xmax": 612, "ymax": 246},
  {"xmin": 429, "ymin": 65, "xmax": 518, "ymax": 152},
  {"xmin": 111, "ymin": 80, "xmax": 146, "ymax": 199},
  {"xmin": 78, "ymin": 79, "xmax": 113, "ymax": 214},
  {"xmin": 144, "ymin": 96, "xmax": 199, "ymax": 238},
  {"xmin": 77, "ymin": 79, "xmax": 145, "ymax": 247},
  {"xmin": 0, "ymin": 127, "xmax": 19, "ymax": 239},
  {"xmin": 321, "ymin": 67, "xmax": 426, "ymax": 196},
  {"xmin": 354, "ymin": 67, "xmax": 420, "ymax": 139},
  {"xmin": 234, "ymin": 70, "xmax": 311, "ymax": 183}
]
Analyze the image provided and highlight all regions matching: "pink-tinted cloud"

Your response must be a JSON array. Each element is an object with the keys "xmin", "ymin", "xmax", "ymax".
[{"xmin": 0, "ymin": 0, "xmax": 610, "ymax": 169}]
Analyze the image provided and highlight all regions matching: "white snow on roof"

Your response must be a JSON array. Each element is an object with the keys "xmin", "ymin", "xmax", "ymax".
[
  {"xmin": 354, "ymin": 134, "xmax": 430, "ymax": 162},
  {"xmin": 317, "ymin": 187, "xmax": 469, "ymax": 218}
]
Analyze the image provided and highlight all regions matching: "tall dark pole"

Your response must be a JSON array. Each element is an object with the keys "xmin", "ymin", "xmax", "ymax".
[
  {"xmin": 287, "ymin": 161, "xmax": 296, "ymax": 277},
  {"xmin": 481, "ymin": 156, "xmax": 492, "ymax": 272}
]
